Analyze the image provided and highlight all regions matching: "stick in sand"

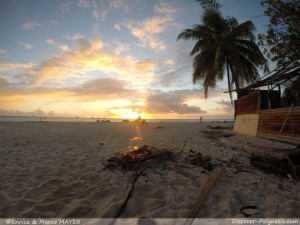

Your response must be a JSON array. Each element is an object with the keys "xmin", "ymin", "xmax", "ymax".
[
  {"xmin": 175, "ymin": 137, "xmax": 189, "ymax": 159},
  {"xmin": 109, "ymin": 163, "xmax": 146, "ymax": 225},
  {"xmin": 185, "ymin": 156, "xmax": 235, "ymax": 223}
]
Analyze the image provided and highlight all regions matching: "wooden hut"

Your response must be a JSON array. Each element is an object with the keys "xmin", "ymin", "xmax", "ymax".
[{"xmin": 233, "ymin": 61, "xmax": 300, "ymax": 145}]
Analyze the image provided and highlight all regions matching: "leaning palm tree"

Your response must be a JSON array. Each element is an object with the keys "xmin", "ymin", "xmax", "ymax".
[{"xmin": 177, "ymin": 0, "xmax": 268, "ymax": 101}]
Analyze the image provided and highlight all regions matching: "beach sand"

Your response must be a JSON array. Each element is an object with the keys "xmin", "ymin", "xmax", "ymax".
[{"xmin": 0, "ymin": 121, "xmax": 299, "ymax": 218}]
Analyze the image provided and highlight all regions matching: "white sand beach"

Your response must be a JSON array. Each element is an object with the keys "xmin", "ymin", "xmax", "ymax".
[{"xmin": 0, "ymin": 121, "xmax": 299, "ymax": 218}]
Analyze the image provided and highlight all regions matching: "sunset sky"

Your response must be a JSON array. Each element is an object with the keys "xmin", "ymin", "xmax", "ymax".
[{"xmin": 0, "ymin": 0, "xmax": 270, "ymax": 119}]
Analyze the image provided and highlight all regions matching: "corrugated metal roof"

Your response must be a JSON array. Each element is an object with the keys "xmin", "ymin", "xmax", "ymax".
[{"xmin": 226, "ymin": 60, "xmax": 300, "ymax": 93}]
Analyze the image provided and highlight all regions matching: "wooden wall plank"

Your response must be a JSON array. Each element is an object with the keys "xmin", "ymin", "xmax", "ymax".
[
  {"xmin": 257, "ymin": 106, "xmax": 300, "ymax": 144},
  {"xmin": 236, "ymin": 90, "xmax": 260, "ymax": 115},
  {"xmin": 233, "ymin": 114, "xmax": 259, "ymax": 136}
]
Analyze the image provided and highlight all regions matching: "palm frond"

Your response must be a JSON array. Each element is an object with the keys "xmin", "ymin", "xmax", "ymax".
[
  {"xmin": 177, "ymin": 24, "xmax": 213, "ymax": 41},
  {"xmin": 190, "ymin": 39, "xmax": 214, "ymax": 55},
  {"xmin": 228, "ymin": 21, "xmax": 255, "ymax": 41},
  {"xmin": 203, "ymin": 10, "xmax": 227, "ymax": 34},
  {"xmin": 195, "ymin": 0, "xmax": 221, "ymax": 13}
]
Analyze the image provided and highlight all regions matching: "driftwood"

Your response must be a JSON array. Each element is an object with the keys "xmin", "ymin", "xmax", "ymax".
[
  {"xmin": 209, "ymin": 130, "xmax": 300, "ymax": 179},
  {"xmin": 103, "ymin": 145, "xmax": 173, "ymax": 170},
  {"xmin": 250, "ymin": 147, "xmax": 300, "ymax": 179},
  {"xmin": 206, "ymin": 125, "xmax": 233, "ymax": 130},
  {"xmin": 202, "ymin": 130, "xmax": 235, "ymax": 139}
]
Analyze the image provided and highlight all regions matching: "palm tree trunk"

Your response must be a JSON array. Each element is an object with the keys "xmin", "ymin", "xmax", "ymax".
[
  {"xmin": 226, "ymin": 62, "xmax": 233, "ymax": 104},
  {"xmin": 233, "ymin": 71, "xmax": 240, "ymax": 91},
  {"xmin": 227, "ymin": 60, "xmax": 240, "ymax": 91}
]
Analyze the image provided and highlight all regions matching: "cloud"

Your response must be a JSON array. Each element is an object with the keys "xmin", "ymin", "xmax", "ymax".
[
  {"xmin": 77, "ymin": 38, "xmax": 103, "ymax": 53},
  {"xmin": 92, "ymin": 8, "xmax": 109, "ymax": 20},
  {"xmin": 21, "ymin": 21, "xmax": 42, "ymax": 30},
  {"xmin": 0, "ymin": 76, "xmax": 140, "ymax": 120},
  {"xmin": 143, "ymin": 89, "xmax": 207, "ymax": 114},
  {"xmin": 0, "ymin": 107, "xmax": 73, "ymax": 117},
  {"xmin": 17, "ymin": 41, "xmax": 33, "ymax": 50},
  {"xmin": 46, "ymin": 39, "xmax": 69, "ymax": 51},
  {"xmin": 150, "ymin": 59, "xmax": 191, "ymax": 88},
  {"xmin": 135, "ymin": 59, "xmax": 161, "ymax": 75},
  {"xmin": 0, "ymin": 75, "xmax": 136, "ymax": 104},
  {"xmin": 0, "ymin": 62, "xmax": 33, "ymax": 72},
  {"xmin": 14, "ymin": 37, "xmax": 173, "ymax": 85},
  {"xmin": 70, "ymin": 78, "xmax": 136, "ymax": 100},
  {"xmin": 48, "ymin": 20, "xmax": 58, "ymax": 25},
  {"xmin": 60, "ymin": 3, "xmax": 72, "ymax": 14},
  {"xmin": 109, "ymin": 0, "xmax": 124, "ymax": 9},
  {"xmin": 114, "ymin": 24, "xmax": 121, "ymax": 31},
  {"xmin": 0, "ymin": 76, "xmax": 12, "ymax": 89},
  {"xmin": 152, "ymin": 69, "xmax": 183, "ymax": 87},
  {"xmin": 77, "ymin": 0, "xmax": 128, "ymax": 20},
  {"xmin": 0, "ymin": 49, "xmax": 6, "ymax": 54},
  {"xmin": 215, "ymin": 99, "xmax": 233, "ymax": 113},
  {"xmin": 64, "ymin": 33, "xmax": 85, "ymax": 41},
  {"xmin": 149, "ymin": 43, "xmax": 194, "ymax": 88},
  {"xmin": 113, "ymin": 42, "xmax": 130, "ymax": 54},
  {"xmin": 154, "ymin": 2, "xmax": 178, "ymax": 15},
  {"xmin": 15, "ymin": 54, "xmax": 74, "ymax": 84},
  {"xmin": 0, "ymin": 76, "xmax": 65, "ymax": 96},
  {"xmin": 77, "ymin": 0, "xmax": 97, "ymax": 9},
  {"xmin": 120, "ymin": 3, "xmax": 178, "ymax": 52}
]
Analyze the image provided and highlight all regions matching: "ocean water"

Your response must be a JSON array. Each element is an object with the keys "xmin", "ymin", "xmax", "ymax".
[{"xmin": 0, "ymin": 116, "xmax": 233, "ymax": 123}]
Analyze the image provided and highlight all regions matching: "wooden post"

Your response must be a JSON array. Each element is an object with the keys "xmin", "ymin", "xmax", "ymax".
[
  {"xmin": 267, "ymin": 84, "xmax": 270, "ymax": 109},
  {"xmin": 234, "ymin": 99, "xmax": 237, "ymax": 120},
  {"xmin": 278, "ymin": 85, "xmax": 281, "ymax": 108}
]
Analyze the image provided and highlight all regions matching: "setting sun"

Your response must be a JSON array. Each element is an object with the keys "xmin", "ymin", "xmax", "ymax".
[{"xmin": 122, "ymin": 110, "xmax": 140, "ymax": 119}]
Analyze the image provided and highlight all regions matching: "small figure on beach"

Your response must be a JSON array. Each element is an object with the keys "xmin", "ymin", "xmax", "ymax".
[
  {"xmin": 200, "ymin": 117, "xmax": 203, "ymax": 123},
  {"xmin": 135, "ymin": 115, "xmax": 147, "ymax": 126}
]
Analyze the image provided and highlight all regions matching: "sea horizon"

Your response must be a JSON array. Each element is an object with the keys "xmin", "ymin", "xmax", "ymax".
[{"xmin": 0, "ymin": 115, "xmax": 234, "ymax": 123}]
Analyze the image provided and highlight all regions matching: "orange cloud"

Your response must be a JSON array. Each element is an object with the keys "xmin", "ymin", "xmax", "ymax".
[
  {"xmin": 113, "ymin": 41, "xmax": 130, "ymax": 54},
  {"xmin": 121, "ymin": 3, "xmax": 178, "ymax": 52},
  {"xmin": 14, "ymin": 38, "xmax": 173, "ymax": 87},
  {"xmin": 0, "ymin": 75, "xmax": 139, "ymax": 117}
]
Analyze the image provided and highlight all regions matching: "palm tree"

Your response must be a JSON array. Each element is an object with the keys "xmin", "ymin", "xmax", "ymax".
[{"xmin": 177, "ymin": 0, "xmax": 268, "ymax": 101}]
